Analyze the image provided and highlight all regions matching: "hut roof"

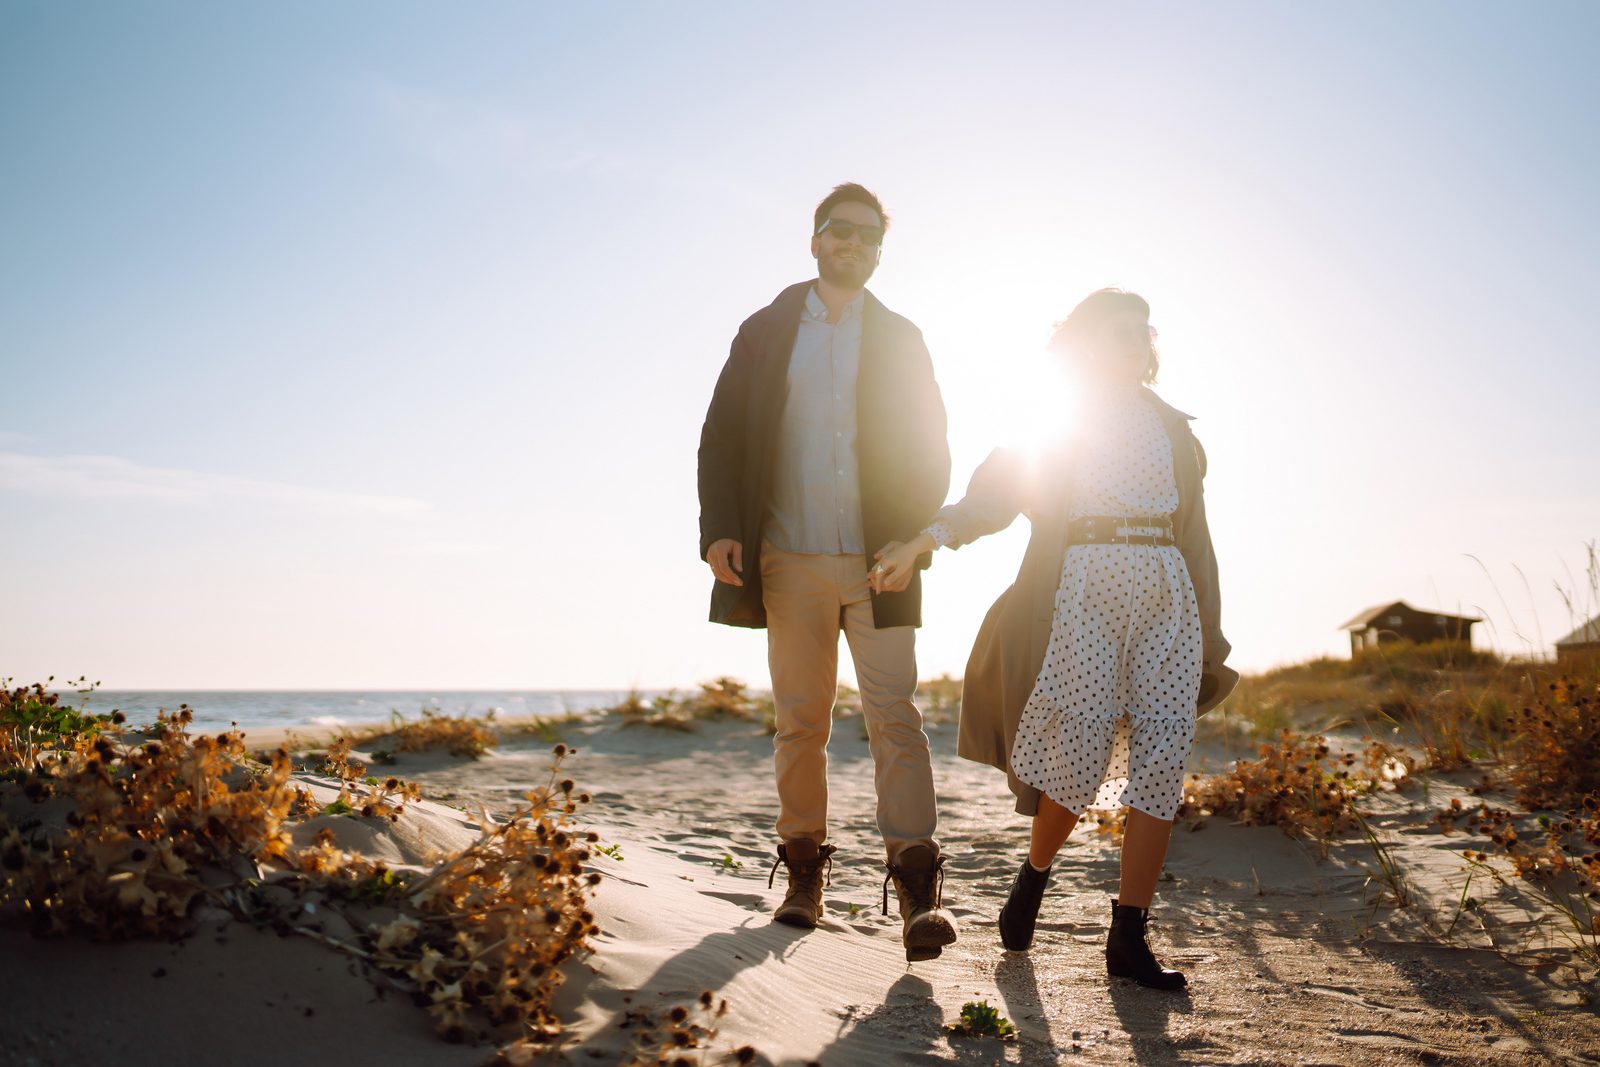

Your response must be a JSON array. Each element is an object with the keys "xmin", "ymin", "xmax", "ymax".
[
  {"xmin": 1555, "ymin": 615, "xmax": 1600, "ymax": 648},
  {"xmin": 1339, "ymin": 600, "xmax": 1481, "ymax": 631}
]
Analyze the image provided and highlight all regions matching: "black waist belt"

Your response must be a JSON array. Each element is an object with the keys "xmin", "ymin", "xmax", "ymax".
[{"xmin": 1065, "ymin": 515, "xmax": 1176, "ymax": 547}]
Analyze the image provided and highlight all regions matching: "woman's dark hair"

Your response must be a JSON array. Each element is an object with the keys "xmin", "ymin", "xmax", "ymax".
[
  {"xmin": 1047, "ymin": 288, "xmax": 1159, "ymax": 384},
  {"xmin": 813, "ymin": 182, "xmax": 889, "ymax": 234}
]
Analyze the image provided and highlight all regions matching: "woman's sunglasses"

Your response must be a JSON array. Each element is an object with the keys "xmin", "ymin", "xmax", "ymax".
[
  {"xmin": 1100, "ymin": 320, "xmax": 1159, "ymax": 344},
  {"xmin": 815, "ymin": 218, "xmax": 885, "ymax": 246}
]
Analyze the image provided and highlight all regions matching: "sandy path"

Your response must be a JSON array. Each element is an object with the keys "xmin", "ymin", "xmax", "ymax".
[{"xmin": 413, "ymin": 715, "xmax": 1599, "ymax": 1065}]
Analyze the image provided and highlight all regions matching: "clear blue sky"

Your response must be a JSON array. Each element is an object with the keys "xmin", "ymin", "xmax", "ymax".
[{"xmin": 3, "ymin": 2, "xmax": 1597, "ymax": 688}]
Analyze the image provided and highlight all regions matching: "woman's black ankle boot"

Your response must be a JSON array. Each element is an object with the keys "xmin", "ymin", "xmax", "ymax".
[
  {"xmin": 1106, "ymin": 899, "xmax": 1186, "ymax": 990},
  {"xmin": 998, "ymin": 858, "xmax": 1051, "ymax": 951}
]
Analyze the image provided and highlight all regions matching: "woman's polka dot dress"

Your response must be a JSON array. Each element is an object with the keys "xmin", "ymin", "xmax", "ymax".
[{"xmin": 1008, "ymin": 386, "xmax": 1203, "ymax": 821}]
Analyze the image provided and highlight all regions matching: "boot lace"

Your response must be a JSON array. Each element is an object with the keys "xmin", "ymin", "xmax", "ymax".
[
  {"xmin": 881, "ymin": 854, "xmax": 946, "ymax": 915},
  {"xmin": 768, "ymin": 847, "xmax": 833, "ymax": 893}
]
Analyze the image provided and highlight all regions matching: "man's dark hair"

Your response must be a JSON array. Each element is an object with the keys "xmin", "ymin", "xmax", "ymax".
[{"xmin": 813, "ymin": 182, "xmax": 889, "ymax": 235}]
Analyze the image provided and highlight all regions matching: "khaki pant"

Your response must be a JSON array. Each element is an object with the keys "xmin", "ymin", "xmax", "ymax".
[{"xmin": 760, "ymin": 542, "xmax": 938, "ymax": 860}]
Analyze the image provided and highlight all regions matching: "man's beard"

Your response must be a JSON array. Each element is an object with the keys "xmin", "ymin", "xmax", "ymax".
[{"xmin": 818, "ymin": 250, "xmax": 875, "ymax": 289}]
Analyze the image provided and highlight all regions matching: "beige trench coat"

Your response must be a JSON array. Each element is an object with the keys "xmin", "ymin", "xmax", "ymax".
[{"xmin": 935, "ymin": 387, "xmax": 1238, "ymax": 815}]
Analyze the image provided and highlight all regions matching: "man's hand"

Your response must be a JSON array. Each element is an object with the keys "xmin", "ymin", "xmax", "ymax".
[
  {"xmin": 870, "ymin": 532, "xmax": 934, "ymax": 594},
  {"xmin": 706, "ymin": 539, "xmax": 744, "ymax": 587}
]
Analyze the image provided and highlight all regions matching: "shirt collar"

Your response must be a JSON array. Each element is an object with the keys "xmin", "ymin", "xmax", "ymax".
[{"xmin": 804, "ymin": 286, "xmax": 865, "ymax": 323}]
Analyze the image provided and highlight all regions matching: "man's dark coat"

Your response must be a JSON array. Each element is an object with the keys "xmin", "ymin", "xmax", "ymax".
[{"xmin": 698, "ymin": 280, "xmax": 950, "ymax": 630}]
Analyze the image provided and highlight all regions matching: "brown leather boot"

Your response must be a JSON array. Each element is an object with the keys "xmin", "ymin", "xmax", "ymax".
[
  {"xmin": 768, "ymin": 839, "xmax": 835, "ymax": 928},
  {"xmin": 883, "ymin": 844, "xmax": 959, "ymax": 961}
]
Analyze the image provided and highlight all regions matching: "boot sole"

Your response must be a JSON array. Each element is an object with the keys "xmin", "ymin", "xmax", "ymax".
[
  {"xmin": 774, "ymin": 910, "xmax": 819, "ymax": 929},
  {"xmin": 904, "ymin": 914, "xmax": 958, "ymax": 961},
  {"xmin": 1107, "ymin": 966, "xmax": 1187, "ymax": 990}
]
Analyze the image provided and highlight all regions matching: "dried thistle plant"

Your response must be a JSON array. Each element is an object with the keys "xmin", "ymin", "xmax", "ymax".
[
  {"xmin": 1441, "ymin": 671, "xmax": 1600, "ymax": 954},
  {"xmin": 1, "ymin": 680, "xmax": 117, "ymax": 768},
  {"xmin": 1083, "ymin": 807, "xmax": 1128, "ymax": 841},
  {"xmin": 1179, "ymin": 731, "xmax": 1416, "ymax": 856},
  {"xmin": 369, "ymin": 748, "xmax": 602, "ymax": 1046},
  {"xmin": 591, "ymin": 990, "xmax": 758, "ymax": 1067},
  {"xmin": 1505, "ymin": 676, "xmax": 1600, "ymax": 812},
  {"xmin": 1, "ymin": 706, "xmax": 319, "ymax": 936},
  {"xmin": 1, "ymin": 688, "xmax": 602, "ymax": 1051},
  {"xmin": 1453, "ymin": 797, "xmax": 1600, "ymax": 946}
]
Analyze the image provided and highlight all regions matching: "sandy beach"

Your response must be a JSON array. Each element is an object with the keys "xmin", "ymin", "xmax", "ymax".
[
  {"xmin": 4, "ymin": 702, "xmax": 1598, "ymax": 1067},
  {"xmin": 8, "ymin": 3, "xmax": 1600, "ymax": 1063}
]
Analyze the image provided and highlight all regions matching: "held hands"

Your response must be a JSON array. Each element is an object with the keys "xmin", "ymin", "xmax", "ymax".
[
  {"xmin": 869, "ymin": 531, "xmax": 936, "ymax": 594},
  {"xmin": 706, "ymin": 539, "xmax": 744, "ymax": 587},
  {"xmin": 708, "ymin": 534, "xmax": 933, "ymax": 592}
]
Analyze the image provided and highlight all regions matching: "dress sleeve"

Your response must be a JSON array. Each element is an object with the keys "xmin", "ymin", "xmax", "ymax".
[
  {"xmin": 927, "ymin": 446, "xmax": 1031, "ymax": 550},
  {"xmin": 1174, "ymin": 429, "xmax": 1237, "ymax": 711}
]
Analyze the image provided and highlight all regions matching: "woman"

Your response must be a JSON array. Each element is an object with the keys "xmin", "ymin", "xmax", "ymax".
[{"xmin": 871, "ymin": 288, "xmax": 1237, "ymax": 989}]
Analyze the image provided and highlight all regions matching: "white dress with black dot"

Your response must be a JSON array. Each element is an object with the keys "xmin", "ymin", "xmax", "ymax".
[{"xmin": 1006, "ymin": 387, "xmax": 1203, "ymax": 821}]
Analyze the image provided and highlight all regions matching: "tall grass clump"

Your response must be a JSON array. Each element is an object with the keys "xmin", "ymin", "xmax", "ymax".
[
  {"xmin": 611, "ymin": 678, "xmax": 772, "ymax": 732},
  {"xmin": 383, "ymin": 706, "xmax": 501, "ymax": 758},
  {"xmin": 917, "ymin": 674, "xmax": 962, "ymax": 724},
  {"xmin": 1210, "ymin": 641, "xmax": 1526, "ymax": 770}
]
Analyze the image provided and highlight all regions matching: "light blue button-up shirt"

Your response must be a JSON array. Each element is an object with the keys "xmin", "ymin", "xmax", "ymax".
[{"xmin": 766, "ymin": 286, "xmax": 866, "ymax": 555}]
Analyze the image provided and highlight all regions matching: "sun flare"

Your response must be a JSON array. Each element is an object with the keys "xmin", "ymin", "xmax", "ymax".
[{"xmin": 939, "ymin": 342, "xmax": 1081, "ymax": 480}]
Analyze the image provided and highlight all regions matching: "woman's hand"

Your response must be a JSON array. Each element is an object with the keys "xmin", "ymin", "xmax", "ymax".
[{"xmin": 869, "ymin": 531, "xmax": 936, "ymax": 594}]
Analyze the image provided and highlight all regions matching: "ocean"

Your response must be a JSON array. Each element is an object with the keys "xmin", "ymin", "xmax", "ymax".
[{"xmin": 65, "ymin": 690, "xmax": 650, "ymax": 735}]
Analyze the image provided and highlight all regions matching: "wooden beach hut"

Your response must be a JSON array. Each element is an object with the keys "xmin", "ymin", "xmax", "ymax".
[
  {"xmin": 1554, "ymin": 616, "xmax": 1600, "ymax": 659},
  {"xmin": 1340, "ymin": 600, "xmax": 1480, "ymax": 656}
]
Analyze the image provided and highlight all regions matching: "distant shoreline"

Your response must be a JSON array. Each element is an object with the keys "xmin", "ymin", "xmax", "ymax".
[{"xmin": 56, "ymin": 688, "xmax": 667, "ymax": 735}]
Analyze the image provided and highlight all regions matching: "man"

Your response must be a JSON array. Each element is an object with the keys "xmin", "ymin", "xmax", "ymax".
[{"xmin": 697, "ymin": 183, "xmax": 957, "ymax": 961}]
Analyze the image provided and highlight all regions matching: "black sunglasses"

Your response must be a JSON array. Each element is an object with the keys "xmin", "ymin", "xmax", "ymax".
[{"xmin": 815, "ymin": 218, "xmax": 885, "ymax": 246}]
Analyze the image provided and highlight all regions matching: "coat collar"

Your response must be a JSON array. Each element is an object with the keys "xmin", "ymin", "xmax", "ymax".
[
  {"xmin": 1138, "ymin": 386, "xmax": 1196, "ymax": 425},
  {"xmin": 769, "ymin": 279, "xmax": 882, "ymax": 327},
  {"xmin": 767, "ymin": 279, "xmax": 813, "ymax": 326}
]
